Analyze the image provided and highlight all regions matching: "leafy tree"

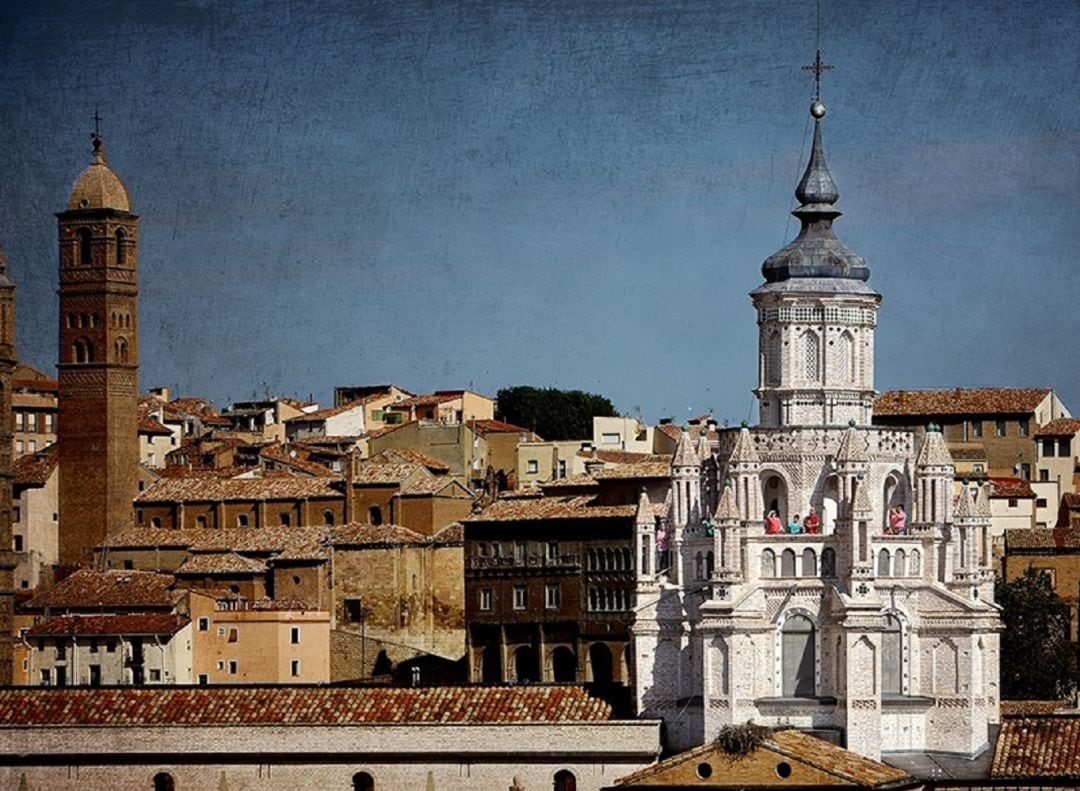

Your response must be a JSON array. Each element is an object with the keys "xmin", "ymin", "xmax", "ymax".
[
  {"xmin": 496, "ymin": 386, "xmax": 619, "ymax": 441},
  {"xmin": 996, "ymin": 566, "xmax": 1078, "ymax": 700}
]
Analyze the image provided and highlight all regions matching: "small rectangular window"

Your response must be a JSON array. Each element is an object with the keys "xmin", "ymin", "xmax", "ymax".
[
  {"xmin": 1008, "ymin": 498, "xmax": 1018, "ymax": 508},
  {"xmin": 513, "ymin": 585, "xmax": 527, "ymax": 610},
  {"xmin": 557, "ymin": 460, "xmax": 567, "ymax": 477},
  {"xmin": 1035, "ymin": 567, "xmax": 1057, "ymax": 589},
  {"xmin": 1042, "ymin": 438, "xmax": 1057, "ymax": 457},
  {"xmin": 13, "ymin": 507, "xmax": 20, "ymax": 524},
  {"xmin": 291, "ymin": 659, "xmax": 301, "ymax": 677},
  {"xmin": 14, "ymin": 412, "xmax": 23, "ymax": 431},
  {"xmin": 1039, "ymin": 468, "xmax": 1050, "ymax": 482},
  {"xmin": 372, "ymin": 408, "xmax": 384, "ymax": 421},
  {"xmin": 228, "ymin": 660, "xmax": 238, "ymax": 675},
  {"xmin": 290, "ymin": 627, "xmax": 300, "ymax": 644},
  {"xmin": 526, "ymin": 459, "xmax": 539, "ymax": 474},
  {"xmin": 479, "ymin": 588, "xmax": 493, "ymax": 611},
  {"xmin": 1019, "ymin": 420, "xmax": 1029, "ymax": 437},
  {"xmin": 1037, "ymin": 498, "xmax": 1048, "ymax": 508},
  {"xmin": 88, "ymin": 638, "xmax": 98, "ymax": 654},
  {"xmin": 227, "ymin": 628, "xmax": 238, "ymax": 643},
  {"xmin": 280, "ymin": 512, "xmax": 291, "ymax": 527},
  {"xmin": 149, "ymin": 668, "xmax": 161, "ymax": 683},
  {"xmin": 970, "ymin": 421, "xmax": 982, "ymax": 438},
  {"xmin": 40, "ymin": 669, "xmax": 50, "ymax": 686},
  {"xmin": 514, "ymin": 540, "xmax": 527, "ymax": 565},
  {"xmin": 545, "ymin": 584, "xmax": 560, "ymax": 609},
  {"xmin": 601, "ymin": 432, "xmax": 621, "ymax": 445},
  {"xmin": 1059, "ymin": 438, "xmax": 1072, "ymax": 457},
  {"xmin": 995, "ymin": 420, "xmax": 1006, "ymax": 437},
  {"xmin": 198, "ymin": 673, "xmax": 209, "ymax": 685},
  {"xmin": 26, "ymin": 413, "xmax": 37, "ymax": 432},
  {"xmin": 1020, "ymin": 463, "xmax": 1031, "ymax": 480},
  {"xmin": 106, "ymin": 640, "xmax": 117, "ymax": 653},
  {"xmin": 216, "ymin": 660, "xmax": 225, "ymax": 670},
  {"xmin": 546, "ymin": 541, "xmax": 559, "ymax": 562},
  {"xmin": 13, "ymin": 534, "xmax": 22, "ymax": 552},
  {"xmin": 197, "ymin": 617, "xmax": 209, "ymax": 631},
  {"xmin": 217, "ymin": 627, "xmax": 226, "ymax": 637}
]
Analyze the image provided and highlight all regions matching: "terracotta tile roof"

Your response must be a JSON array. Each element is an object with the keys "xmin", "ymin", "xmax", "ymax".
[
  {"xmin": 14, "ymin": 444, "xmax": 58, "ymax": 486},
  {"xmin": 350, "ymin": 462, "xmax": 428, "ymax": 485},
  {"xmin": 364, "ymin": 422, "xmax": 412, "ymax": 440},
  {"xmin": 432, "ymin": 521, "xmax": 464, "ymax": 543},
  {"xmin": 593, "ymin": 460, "xmax": 672, "ymax": 480},
  {"xmin": 136, "ymin": 476, "xmax": 341, "ymax": 503},
  {"xmin": 992, "ymin": 715, "xmax": 1080, "ymax": 778},
  {"xmin": 576, "ymin": 449, "xmax": 661, "ymax": 464},
  {"xmin": 27, "ymin": 613, "xmax": 189, "ymax": 637},
  {"xmin": 0, "ymin": 685, "xmax": 613, "ymax": 725},
  {"xmin": 874, "ymin": 388, "xmax": 1052, "ymax": 417},
  {"xmin": 13, "ymin": 378, "xmax": 58, "ymax": 393},
  {"xmin": 615, "ymin": 728, "xmax": 913, "ymax": 787},
  {"xmin": 990, "ymin": 478, "xmax": 1036, "ymax": 498},
  {"xmin": 336, "ymin": 384, "xmax": 407, "ymax": 401},
  {"xmin": 157, "ymin": 464, "xmax": 259, "ymax": 479},
  {"xmin": 472, "ymin": 419, "xmax": 533, "ymax": 437},
  {"xmin": 398, "ymin": 476, "xmax": 472, "ymax": 497},
  {"xmin": 1036, "ymin": 418, "xmax": 1080, "ymax": 438},
  {"xmin": 137, "ymin": 414, "xmax": 172, "ymax": 435},
  {"xmin": 102, "ymin": 526, "xmax": 331, "ymax": 558},
  {"xmin": 167, "ymin": 397, "xmax": 230, "ymax": 425},
  {"xmin": 949, "ymin": 445, "xmax": 987, "ymax": 460},
  {"xmin": 260, "ymin": 446, "xmax": 337, "ymax": 477},
  {"xmin": 175, "ymin": 551, "xmax": 267, "ymax": 575},
  {"xmin": 23, "ymin": 570, "xmax": 177, "ymax": 610},
  {"xmin": 368, "ymin": 448, "xmax": 450, "ymax": 472},
  {"xmin": 466, "ymin": 494, "xmax": 637, "ymax": 522},
  {"xmin": 999, "ymin": 700, "xmax": 1071, "ymax": 717},
  {"xmin": 284, "ymin": 401, "xmax": 364, "ymax": 423},
  {"xmin": 539, "ymin": 474, "xmax": 599, "ymax": 489},
  {"xmin": 1005, "ymin": 527, "xmax": 1080, "ymax": 551},
  {"xmin": 391, "ymin": 393, "xmax": 456, "ymax": 408},
  {"xmin": 330, "ymin": 523, "xmax": 430, "ymax": 547},
  {"xmin": 293, "ymin": 435, "xmax": 361, "ymax": 446}
]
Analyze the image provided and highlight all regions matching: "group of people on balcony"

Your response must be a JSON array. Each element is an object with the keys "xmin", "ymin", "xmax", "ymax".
[{"xmin": 765, "ymin": 507, "xmax": 821, "ymax": 535}]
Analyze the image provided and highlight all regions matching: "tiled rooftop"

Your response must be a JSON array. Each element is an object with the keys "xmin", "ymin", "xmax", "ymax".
[
  {"xmin": 136, "ymin": 476, "xmax": 340, "ymax": 503},
  {"xmin": 1005, "ymin": 526, "xmax": 1080, "ymax": 551},
  {"xmin": 260, "ymin": 445, "xmax": 337, "ymax": 477},
  {"xmin": 0, "ymin": 685, "xmax": 613, "ymax": 725},
  {"xmin": 102, "ymin": 526, "xmax": 330, "ymax": 557},
  {"xmin": 472, "ymin": 419, "xmax": 532, "ymax": 436},
  {"xmin": 874, "ymin": 388, "xmax": 1052, "ymax": 417},
  {"xmin": 593, "ymin": 460, "xmax": 672, "ymax": 480},
  {"xmin": 24, "ymin": 570, "xmax": 177, "ymax": 610},
  {"xmin": 999, "ymin": 700, "xmax": 1071, "ymax": 716},
  {"xmin": 990, "ymin": 478, "xmax": 1035, "ymax": 499},
  {"xmin": 466, "ymin": 494, "xmax": 637, "ymax": 522},
  {"xmin": 368, "ymin": 447, "xmax": 450, "ymax": 472},
  {"xmin": 349, "ymin": 461, "xmax": 428, "ymax": 485},
  {"xmin": 175, "ymin": 551, "xmax": 267, "ymax": 575},
  {"xmin": 615, "ymin": 728, "xmax": 913, "ymax": 787},
  {"xmin": 284, "ymin": 401, "xmax": 364, "ymax": 423},
  {"xmin": 14, "ymin": 444, "xmax": 58, "ymax": 486},
  {"xmin": 1035, "ymin": 418, "xmax": 1080, "ymax": 438},
  {"xmin": 330, "ymin": 523, "xmax": 430, "ymax": 546},
  {"xmin": 992, "ymin": 715, "xmax": 1080, "ymax": 778},
  {"xmin": 27, "ymin": 613, "xmax": 189, "ymax": 637}
]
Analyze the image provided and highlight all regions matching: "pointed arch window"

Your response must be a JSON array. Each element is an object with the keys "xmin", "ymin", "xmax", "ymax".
[
  {"xmin": 801, "ymin": 548, "xmax": 817, "ymax": 577},
  {"xmin": 114, "ymin": 337, "xmax": 129, "ymax": 364},
  {"xmin": 781, "ymin": 548, "xmax": 796, "ymax": 577},
  {"xmin": 893, "ymin": 549, "xmax": 907, "ymax": 577},
  {"xmin": 803, "ymin": 330, "xmax": 819, "ymax": 382},
  {"xmin": 909, "ymin": 549, "xmax": 922, "ymax": 577},
  {"xmin": 781, "ymin": 614, "xmax": 816, "ymax": 697},
  {"xmin": 74, "ymin": 337, "xmax": 94, "ymax": 364},
  {"xmin": 78, "ymin": 228, "xmax": 92, "ymax": 265},
  {"xmin": 877, "ymin": 548, "xmax": 891, "ymax": 577},
  {"xmin": 115, "ymin": 227, "xmax": 126, "ymax": 265},
  {"xmin": 882, "ymin": 614, "xmax": 903, "ymax": 695},
  {"xmin": 761, "ymin": 548, "xmax": 776, "ymax": 578},
  {"xmin": 840, "ymin": 331, "xmax": 855, "ymax": 382}
]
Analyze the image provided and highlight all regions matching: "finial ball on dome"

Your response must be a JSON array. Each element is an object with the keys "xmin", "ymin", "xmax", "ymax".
[{"xmin": 810, "ymin": 100, "xmax": 827, "ymax": 119}]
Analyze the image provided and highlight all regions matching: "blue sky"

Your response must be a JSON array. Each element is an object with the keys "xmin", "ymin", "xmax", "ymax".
[{"xmin": 2, "ymin": 0, "xmax": 1078, "ymax": 424}]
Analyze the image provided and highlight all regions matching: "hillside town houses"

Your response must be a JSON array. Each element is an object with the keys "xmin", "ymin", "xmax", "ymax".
[{"xmin": 2, "ymin": 38, "xmax": 1080, "ymax": 791}]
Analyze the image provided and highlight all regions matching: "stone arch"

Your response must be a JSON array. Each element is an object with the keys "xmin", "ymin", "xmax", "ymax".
[
  {"xmin": 550, "ymin": 646, "xmax": 576, "ymax": 682},
  {"xmin": 761, "ymin": 548, "xmax": 776, "ymax": 578},
  {"xmin": 352, "ymin": 771, "xmax": 375, "ymax": 791},
  {"xmin": 909, "ymin": 548, "xmax": 922, "ymax": 577},
  {"xmin": 893, "ymin": 548, "xmax": 907, "ymax": 577},
  {"xmin": 877, "ymin": 548, "xmax": 891, "ymax": 577},
  {"xmin": 152, "ymin": 773, "xmax": 175, "ymax": 791},
  {"xmin": 74, "ymin": 337, "xmax": 94, "ymax": 364},
  {"xmin": 781, "ymin": 548, "xmax": 797, "ymax": 577},
  {"xmin": 839, "ymin": 330, "xmax": 855, "ymax": 382},
  {"xmin": 780, "ymin": 611, "xmax": 817, "ymax": 697},
  {"xmin": 801, "ymin": 547, "xmax": 817, "ymax": 577},
  {"xmin": 821, "ymin": 547, "xmax": 836, "ymax": 577},
  {"xmin": 554, "ymin": 769, "xmax": 577, "ymax": 791},
  {"xmin": 114, "ymin": 336, "xmax": 129, "ymax": 364},
  {"xmin": 115, "ymin": 227, "xmax": 127, "ymax": 265},
  {"xmin": 513, "ymin": 645, "xmax": 540, "ymax": 683},
  {"xmin": 589, "ymin": 642, "xmax": 613, "ymax": 684},
  {"xmin": 883, "ymin": 469, "xmax": 906, "ymax": 531},
  {"xmin": 480, "ymin": 646, "xmax": 502, "ymax": 683},
  {"xmin": 760, "ymin": 468, "xmax": 790, "ymax": 524}
]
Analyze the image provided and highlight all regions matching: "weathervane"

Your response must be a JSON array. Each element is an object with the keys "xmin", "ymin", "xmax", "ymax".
[{"xmin": 801, "ymin": 0, "xmax": 832, "ymax": 119}]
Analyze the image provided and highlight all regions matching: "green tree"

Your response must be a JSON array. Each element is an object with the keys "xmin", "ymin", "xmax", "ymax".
[
  {"xmin": 496, "ymin": 386, "xmax": 619, "ymax": 441},
  {"xmin": 996, "ymin": 566, "xmax": 1078, "ymax": 700}
]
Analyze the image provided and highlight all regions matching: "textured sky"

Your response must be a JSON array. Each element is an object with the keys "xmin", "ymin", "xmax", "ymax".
[{"xmin": 1, "ymin": 0, "xmax": 1078, "ymax": 424}]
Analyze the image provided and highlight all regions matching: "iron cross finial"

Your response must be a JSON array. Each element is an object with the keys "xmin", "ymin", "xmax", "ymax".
[{"xmin": 802, "ymin": 50, "xmax": 833, "ymax": 103}]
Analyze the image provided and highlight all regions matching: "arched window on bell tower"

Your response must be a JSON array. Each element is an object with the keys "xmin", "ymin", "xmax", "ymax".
[
  {"xmin": 78, "ymin": 228, "xmax": 92, "ymax": 265},
  {"xmin": 114, "ymin": 337, "xmax": 129, "ymax": 364},
  {"xmin": 115, "ymin": 227, "xmax": 126, "ymax": 265},
  {"xmin": 74, "ymin": 337, "xmax": 94, "ymax": 364},
  {"xmin": 802, "ymin": 330, "xmax": 819, "ymax": 382}
]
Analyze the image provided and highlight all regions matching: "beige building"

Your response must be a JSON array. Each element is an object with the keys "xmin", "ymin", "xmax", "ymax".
[
  {"xmin": 221, "ymin": 396, "xmax": 315, "ymax": 442},
  {"xmin": 12, "ymin": 446, "xmax": 58, "ymax": 591},
  {"xmin": 385, "ymin": 388, "xmax": 495, "ymax": 425},
  {"xmin": 24, "ymin": 612, "xmax": 192, "ymax": 687},
  {"xmin": 190, "ymin": 590, "xmax": 330, "ymax": 684},
  {"xmin": 333, "ymin": 383, "xmax": 414, "ymax": 431},
  {"xmin": 285, "ymin": 401, "xmax": 367, "ymax": 442},
  {"xmin": 12, "ymin": 364, "xmax": 57, "ymax": 459},
  {"xmin": 1034, "ymin": 418, "xmax": 1080, "ymax": 527}
]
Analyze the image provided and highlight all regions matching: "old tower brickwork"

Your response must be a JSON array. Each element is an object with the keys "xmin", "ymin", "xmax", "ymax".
[
  {"xmin": 0, "ymin": 244, "xmax": 16, "ymax": 683},
  {"xmin": 56, "ymin": 133, "xmax": 139, "ymax": 567}
]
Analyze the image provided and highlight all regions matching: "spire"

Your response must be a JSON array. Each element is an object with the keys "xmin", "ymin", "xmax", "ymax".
[
  {"xmin": 916, "ymin": 426, "xmax": 954, "ymax": 467},
  {"xmin": 713, "ymin": 480, "xmax": 740, "ymax": 521},
  {"xmin": 635, "ymin": 487, "xmax": 654, "ymax": 526},
  {"xmin": 852, "ymin": 476, "xmax": 873, "ymax": 515},
  {"xmin": 672, "ymin": 426, "xmax": 699, "ymax": 467},
  {"xmin": 974, "ymin": 482, "xmax": 991, "ymax": 517},
  {"xmin": 954, "ymin": 483, "xmax": 976, "ymax": 519},
  {"xmin": 697, "ymin": 427, "xmax": 711, "ymax": 462},
  {"xmin": 794, "ymin": 120, "xmax": 839, "ymax": 207},
  {"xmin": 835, "ymin": 423, "xmax": 868, "ymax": 464},
  {"xmin": 729, "ymin": 426, "xmax": 760, "ymax": 464}
]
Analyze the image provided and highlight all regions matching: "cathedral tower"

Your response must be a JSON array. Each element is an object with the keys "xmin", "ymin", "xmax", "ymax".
[
  {"xmin": 752, "ymin": 102, "xmax": 881, "ymax": 428},
  {"xmin": 0, "ymin": 244, "xmax": 16, "ymax": 683},
  {"xmin": 56, "ymin": 131, "xmax": 139, "ymax": 567}
]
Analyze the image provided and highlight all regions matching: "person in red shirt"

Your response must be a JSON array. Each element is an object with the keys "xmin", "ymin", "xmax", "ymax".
[
  {"xmin": 804, "ymin": 506, "xmax": 821, "ymax": 534},
  {"xmin": 765, "ymin": 510, "xmax": 783, "ymax": 534}
]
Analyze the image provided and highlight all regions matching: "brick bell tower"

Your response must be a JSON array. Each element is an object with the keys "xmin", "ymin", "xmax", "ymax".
[
  {"xmin": 0, "ymin": 243, "xmax": 16, "ymax": 683},
  {"xmin": 56, "ymin": 129, "xmax": 139, "ymax": 567}
]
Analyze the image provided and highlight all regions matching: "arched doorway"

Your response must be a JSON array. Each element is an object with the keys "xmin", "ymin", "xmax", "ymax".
[
  {"xmin": 781, "ymin": 614, "xmax": 816, "ymax": 697},
  {"xmin": 480, "ymin": 646, "xmax": 502, "ymax": 683},
  {"xmin": 152, "ymin": 773, "xmax": 175, "ymax": 791},
  {"xmin": 352, "ymin": 771, "xmax": 375, "ymax": 791},
  {"xmin": 589, "ymin": 643, "xmax": 613, "ymax": 684},
  {"xmin": 762, "ymin": 473, "xmax": 788, "ymax": 524},
  {"xmin": 551, "ymin": 646, "xmax": 577, "ymax": 682},
  {"xmin": 513, "ymin": 646, "xmax": 540, "ymax": 683},
  {"xmin": 554, "ymin": 769, "xmax": 577, "ymax": 791}
]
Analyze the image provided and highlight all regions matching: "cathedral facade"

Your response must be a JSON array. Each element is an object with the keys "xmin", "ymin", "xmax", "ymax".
[{"xmin": 632, "ymin": 102, "xmax": 1001, "ymax": 760}]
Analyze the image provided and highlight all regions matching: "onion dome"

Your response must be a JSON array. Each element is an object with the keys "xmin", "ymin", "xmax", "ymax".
[
  {"xmin": 761, "ymin": 107, "xmax": 868, "ymax": 283},
  {"xmin": 69, "ymin": 135, "xmax": 131, "ymax": 212}
]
